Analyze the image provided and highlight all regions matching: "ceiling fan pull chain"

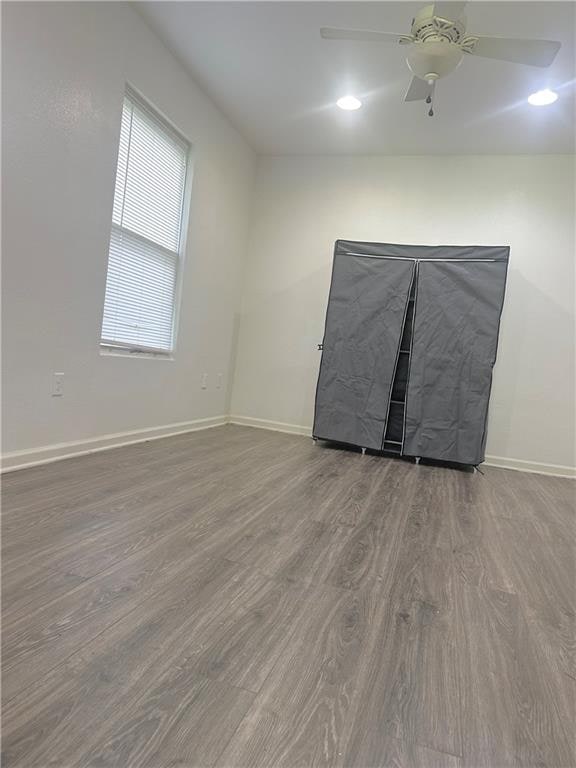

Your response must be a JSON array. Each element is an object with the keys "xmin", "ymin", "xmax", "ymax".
[{"xmin": 427, "ymin": 80, "xmax": 435, "ymax": 117}]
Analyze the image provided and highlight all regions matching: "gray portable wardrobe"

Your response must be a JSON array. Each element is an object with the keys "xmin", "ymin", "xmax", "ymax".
[{"xmin": 313, "ymin": 240, "xmax": 509, "ymax": 466}]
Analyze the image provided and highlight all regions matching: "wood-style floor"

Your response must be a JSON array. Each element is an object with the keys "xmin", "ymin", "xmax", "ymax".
[{"xmin": 2, "ymin": 425, "xmax": 574, "ymax": 768}]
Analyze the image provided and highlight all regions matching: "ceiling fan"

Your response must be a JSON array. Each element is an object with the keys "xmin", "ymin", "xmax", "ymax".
[{"xmin": 321, "ymin": 2, "xmax": 561, "ymax": 116}]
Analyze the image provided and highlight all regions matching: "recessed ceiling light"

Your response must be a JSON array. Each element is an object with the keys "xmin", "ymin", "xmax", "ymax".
[
  {"xmin": 337, "ymin": 95, "xmax": 362, "ymax": 111},
  {"xmin": 528, "ymin": 89, "xmax": 558, "ymax": 106}
]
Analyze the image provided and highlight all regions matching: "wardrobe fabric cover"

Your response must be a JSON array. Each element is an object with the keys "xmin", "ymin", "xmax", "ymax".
[
  {"xmin": 313, "ymin": 253, "xmax": 415, "ymax": 450},
  {"xmin": 404, "ymin": 260, "xmax": 508, "ymax": 464},
  {"xmin": 313, "ymin": 240, "xmax": 509, "ymax": 465}
]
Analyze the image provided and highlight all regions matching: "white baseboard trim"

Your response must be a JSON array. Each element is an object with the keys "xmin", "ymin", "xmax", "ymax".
[
  {"xmin": 229, "ymin": 415, "xmax": 575, "ymax": 478},
  {"xmin": 1, "ymin": 416, "xmax": 228, "ymax": 473},
  {"xmin": 3, "ymin": 413, "xmax": 574, "ymax": 479},
  {"xmin": 483, "ymin": 454, "xmax": 575, "ymax": 479},
  {"xmin": 228, "ymin": 415, "xmax": 312, "ymax": 437}
]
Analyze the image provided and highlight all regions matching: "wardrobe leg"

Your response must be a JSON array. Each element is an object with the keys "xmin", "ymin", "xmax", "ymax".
[
  {"xmin": 415, "ymin": 456, "xmax": 421, "ymax": 465},
  {"xmin": 361, "ymin": 447, "xmax": 367, "ymax": 456}
]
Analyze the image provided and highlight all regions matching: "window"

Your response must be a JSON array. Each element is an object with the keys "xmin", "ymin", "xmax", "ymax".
[{"xmin": 101, "ymin": 89, "xmax": 189, "ymax": 355}]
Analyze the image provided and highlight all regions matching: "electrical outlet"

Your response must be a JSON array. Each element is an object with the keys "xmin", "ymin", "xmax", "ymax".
[
  {"xmin": 201, "ymin": 373, "xmax": 208, "ymax": 390},
  {"xmin": 216, "ymin": 373, "xmax": 223, "ymax": 390},
  {"xmin": 52, "ymin": 372, "xmax": 65, "ymax": 397}
]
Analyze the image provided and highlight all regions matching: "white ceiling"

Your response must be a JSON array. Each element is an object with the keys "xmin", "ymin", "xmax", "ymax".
[{"xmin": 138, "ymin": 1, "xmax": 575, "ymax": 155}]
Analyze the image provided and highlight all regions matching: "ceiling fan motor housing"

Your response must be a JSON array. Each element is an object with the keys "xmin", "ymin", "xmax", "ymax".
[
  {"xmin": 411, "ymin": 4, "xmax": 466, "ymax": 44},
  {"xmin": 406, "ymin": 3, "xmax": 465, "ymax": 81}
]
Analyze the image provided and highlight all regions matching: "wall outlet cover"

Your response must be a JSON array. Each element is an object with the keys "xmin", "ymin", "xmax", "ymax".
[{"xmin": 52, "ymin": 372, "xmax": 65, "ymax": 397}]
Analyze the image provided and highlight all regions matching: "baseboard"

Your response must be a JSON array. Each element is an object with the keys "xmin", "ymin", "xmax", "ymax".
[
  {"xmin": 1, "ymin": 416, "xmax": 228, "ymax": 473},
  {"xmin": 3, "ymin": 413, "xmax": 574, "ymax": 479},
  {"xmin": 229, "ymin": 415, "xmax": 575, "ymax": 478},
  {"xmin": 229, "ymin": 414, "xmax": 312, "ymax": 437},
  {"xmin": 483, "ymin": 454, "xmax": 575, "ymax": 479}
]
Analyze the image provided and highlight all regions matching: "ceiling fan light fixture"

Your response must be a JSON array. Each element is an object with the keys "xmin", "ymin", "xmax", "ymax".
[
  {"xmin": 336, "ymin": 95, "xmax": 362, "ymax": 110},
  {"xmin": 527, "ymin": 88, "xmax": 558, "ymax": 106},
  {"xmin": 406, "ymin": 40, "xmax": 463, "ymax": 81}
]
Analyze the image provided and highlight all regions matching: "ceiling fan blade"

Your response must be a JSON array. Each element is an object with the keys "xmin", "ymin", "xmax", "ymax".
[
  {"xmin": 404, "ymin": 76, "xmax": 433, "ymax": 102},
  {"xmin": 320, "ymin": 27, "xmax": 410, "ymax": 43},
  {"xmin": 432, "ymin": 2, "xmax": 467, "ymax": 21},
  {"xmin": 466, "ymin": 36, "xmax": 561, "ymax": 67}
]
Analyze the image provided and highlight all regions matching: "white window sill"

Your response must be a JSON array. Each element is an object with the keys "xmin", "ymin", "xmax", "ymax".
[{"xmin": 100, "ymin": 345, "xmax": 174, "ymax": 361}]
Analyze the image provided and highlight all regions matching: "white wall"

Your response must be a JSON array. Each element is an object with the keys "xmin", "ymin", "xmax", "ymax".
[
  {"xmin": 3, "ymin": 4, "xmax": 574, "ymax": 474},
  {"xmin": 231, "ymin": 155, "xmax": 575, "ymax": 472},
  {"xmin": 2, "ymin": 2, "xmax": 255, "ymax": 458}
]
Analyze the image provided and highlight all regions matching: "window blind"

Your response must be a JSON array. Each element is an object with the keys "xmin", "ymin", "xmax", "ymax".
[{"xmin": 101, "ymin": 91, "xmax": 189, "ymax": 353}]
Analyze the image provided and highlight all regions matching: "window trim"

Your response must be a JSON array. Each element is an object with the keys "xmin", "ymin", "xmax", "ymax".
[{"xmin": 100, "ymin": 85, "xmax": 192, "ymax": 358}]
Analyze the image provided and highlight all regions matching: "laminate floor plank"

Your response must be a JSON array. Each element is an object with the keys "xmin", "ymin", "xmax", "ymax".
[
  {"xmin": 1, "ymin": 556, "xmax": 254, "ymax": 767},
  {"xmin": 485, "ymin": 508, "xmax": 576, "ymax": 724},
  {"xmin": 217, "ymin": 583, "xmax": 381, "ymax": 768},
  {"xmin": 307, "ymin": 452, "xmax": 394, "ymax": 529},
  {"xmin": 2, "ymin": 436, "xmax": 311, "ymax": 624},
  {"xmin": 339, "ymin": 468, "xmax": 463, "ymax": 762},
  {"xmin": 3, "ymin": 559, "xmax": 310, "ymax": 767},
  {"xmin": 1, "ymin": 429, "xmax": 293, "ymax": 587},
  {"xmin": 2, "ymin": 425, "xmax": 574, "ymax": 768},
  {"xmin": 3, "ymin": 538, "xmax": 223, "ymax": 700},
  {"xmin": 4, "ymin": 445, "xmax": 325, "ymax": 689},
  {"xmin": 1, "ymin": 478, "xmax": 219, "ymax": 623},
  {"xmin": 1, "ymin": 428, "xmax": 297, "ymax": 567},
  {"xmin": 2, "ymin": 424, "xmax": 255, "ymax": 519},
  {"xmin": 382, "ymin": 545, "xmax": 461, "ymax": 758},
  {"xmin": 457, "ymin": 469, "xmax": 576, "ymax": 685},
  {"xmin": 356, "ymin": 738, "xmax": 462, "ymax": 768},
  {"xmin": 219, "ymin": 451, "xmax": 363, "ymax": 586},
  {"xmin": 454, "ymin": 584, "xmax": 575, "ymax": 768},
  {"xmin": 219, "ymin": 466, "xmax": 460, "ymax": 764},
  {"xmin": 324, "ymin": 460, "xmax": 417, "ymax": 593},
  {"xmin": 487, "ymin": 467, "xmax": 574, "ymax": 533},
  {"xmin": 446, "ymin": 477, "xmax": 515, "ymax": 594},
  {"xmin": 80, "ymin": 670, "xmax": 254, "ymax": 768}
]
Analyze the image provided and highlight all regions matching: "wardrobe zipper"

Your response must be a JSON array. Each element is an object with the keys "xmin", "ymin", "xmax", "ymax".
[{"xmin": 343, "ymin": 252, "xmax": 504, "ymax": 263}]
